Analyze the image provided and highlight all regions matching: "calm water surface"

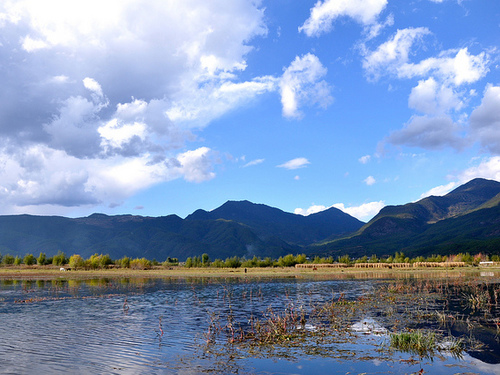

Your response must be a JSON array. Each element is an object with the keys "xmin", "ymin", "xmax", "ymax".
[{"xmin": 1, "ymin": 276, "xmax": 499, "ymax": 374}]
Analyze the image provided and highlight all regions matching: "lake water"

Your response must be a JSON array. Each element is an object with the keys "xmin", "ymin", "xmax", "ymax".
[{"xmin": 1, "ymin": 275, "xmax": 499, "ymax": 374}]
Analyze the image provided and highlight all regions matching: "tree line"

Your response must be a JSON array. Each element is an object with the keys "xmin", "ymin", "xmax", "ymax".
[
  {"xmin": 0, "ymin": 251, "xmax": 179, "ymax": 270},
  {"xmin": 0, "ymin": 250, "xmax": 497, "ymax": 270}
]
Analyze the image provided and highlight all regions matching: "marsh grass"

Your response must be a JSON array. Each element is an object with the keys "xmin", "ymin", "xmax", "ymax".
[{"xmin": 201, "ymin": 276, "xmax": 500, "ymax": 364}]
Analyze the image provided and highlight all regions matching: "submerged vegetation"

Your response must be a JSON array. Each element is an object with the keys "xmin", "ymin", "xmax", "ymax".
[{"xmin": 199, "ymin": 276, "xmax": 500, "ymax": 366}]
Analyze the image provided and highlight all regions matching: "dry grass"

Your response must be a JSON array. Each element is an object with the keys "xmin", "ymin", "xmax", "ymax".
[{"xmin": 0, "ymin": 264, "xmax": 499, "ymax": 281}]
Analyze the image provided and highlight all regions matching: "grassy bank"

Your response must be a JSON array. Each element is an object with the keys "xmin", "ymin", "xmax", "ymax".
[{"xmin": 0, "ymin": 264, "xmax": 499, "ymax": 280}]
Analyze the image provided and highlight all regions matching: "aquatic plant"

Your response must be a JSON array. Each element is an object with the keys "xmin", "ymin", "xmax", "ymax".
[{"xmin": 390, "ymin": 330, "xmax": 464, "ymax": 358}]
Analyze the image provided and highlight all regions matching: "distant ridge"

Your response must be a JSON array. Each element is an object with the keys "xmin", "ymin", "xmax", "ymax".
[
  {"xmin": 312, "ymin": 178, "xmax": 500, "ymax": 258},
  {"xmin": 186, "ymin": 200, "xmax": 364, "ymax": 245},
  {"xmin": 0, "ymin": 200, "xmax": 364, "ymax": 260},
  {"xmin": 0, "ymin": 178, "xmax": 499, "ymax": 261}
]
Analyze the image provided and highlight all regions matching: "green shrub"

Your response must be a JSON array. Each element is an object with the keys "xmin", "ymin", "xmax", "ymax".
[
  {"xmin": 14, "ymin": 256, "xmax": 22, "ymax": 265},
  {"xmin": 211, "ymin": 259, "xmax": 225, "ymax": 268},
  {"xmin": 117, "ymin": 256, "xmax": 131, "ymax": 268},
  {"xmin": 130, "ymin": 258, "xmax": 151, "ymax": 270},
  {"xmin": 52, "ymin": 251, "xmax": 67, "ymax": 266},
  {"xmin": 224, "ymin": 256, "xmax": 241, "ymax": 268},
  {"xmin": 37, "ymin": 252, "xmax": 47, "ymax": 266},
  {"xmin": 23, "ymin": 254, "xmax": 35, "ymax": 266},
  {"xmin": 2, "ymin": 254, "xmax": 15, "ymax": 265},
  {"xmin": 68, "ymin": 254, "xmax": 85, "ymax": 270},
  {"xmin": 162, "ymin": 257, "xmax": 179, "ymax": 267}
]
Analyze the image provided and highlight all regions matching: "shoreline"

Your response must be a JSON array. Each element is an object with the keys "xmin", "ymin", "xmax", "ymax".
[{"xmin": 1, "ymin": 265, "xmax": 499, "ymax": 281}]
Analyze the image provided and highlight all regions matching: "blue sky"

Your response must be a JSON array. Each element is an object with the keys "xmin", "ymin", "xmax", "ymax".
[{"xmin": 0, "ymin": 0, "xmax": 499, "ymax": 221}]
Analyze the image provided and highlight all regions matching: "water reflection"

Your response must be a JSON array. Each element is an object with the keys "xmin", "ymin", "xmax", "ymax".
[{"xmin": 0, "ymin": 276, "xmax": 499, "ymax": 374}]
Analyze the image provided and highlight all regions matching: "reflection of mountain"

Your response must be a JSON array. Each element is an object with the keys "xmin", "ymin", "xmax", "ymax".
[{"xmin": 0, "ymin": 178, "xmax": 499, "ymax": 261}]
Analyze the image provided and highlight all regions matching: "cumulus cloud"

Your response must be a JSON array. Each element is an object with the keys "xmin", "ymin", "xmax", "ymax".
[
  {"xmin": 387, "ymin": 115, "xmax": 467, "ymax": 151},
  {"xmin": 364, "ymin": 175, "xmax": 376, "ymax": 185},
  {"xmin": 420, "ymin": 156, "xmax": 500, "ymax": 201},
  {"xmin": 455, "ymin": 156, "xmax": 500, "ymax": 183},
  {"xmin": 408, "ymin": 77, "xmax": 463, "ymax": 115},
  {"xmin": 295, "ymin": 201, "xmax": 385, "ymax": 221},
  {"xmin": 362, "ymin": 27, "xmax": 431, "ymax": 81},
  {"xmin": 299, "ymin": 0, "xmax": 388, "ymax": 37},
  {"xmin": 397, "ymin": 48, "xmax": 489, "ymax": 86},
  {"xmin": 277, "ymin": 158, "xmax": 311, "ymax": 170},
  {"xmin": 470, "ymin": 84, "xmax": 500, "ymax": 154},
  {"xmin": 0, "ymin": 145, "xmax": 219, "ymax": 211},
  {"xmin": 0, "ymin": 1, "xmax": 335, "ymax": 213},
  {"xmin": 279, "ymin": 53, "xmax": 333, "ymax": 119},
  {"xmin": 420, "ymin": 182, "xmax": 458, "ymax": 199},
  {"xmin": 363, "ymin": 27, "xmax": 490, "ymax": 152}
]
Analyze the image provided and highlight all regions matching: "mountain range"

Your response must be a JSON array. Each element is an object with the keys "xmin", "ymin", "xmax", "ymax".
[{"xmin": 0, "ymin": 178, "xmax": 499, "ymax": 260}]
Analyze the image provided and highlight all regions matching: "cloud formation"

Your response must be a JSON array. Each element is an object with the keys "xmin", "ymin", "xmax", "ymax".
[
  {"xmin": 277, "ymin": 158, "xmax": 311, "ymax": 170},
  {"xmin": 0, "ymin": 1, "xmax": 333, "ymax": 213},
  {"xmin": 364, "ymin": 175, "xmax": 376, "ymax": 185},
  {"xmin": 295, "ymin": 201, "xmax": 385, "ymax": 221},
  {"xmin": 470, "ymin": 85, "xmax": 500, "ymax": 154},
  {"xmin": 362, "ymin": 26, "xmax": 491, "ymax": 153},
  {"xmin": 299, "ymin": 0, "xmax": 388, "ymax": 37},
  {"xmin": 279, "ymin": 53, "xmax": 333, "ymax": 119}
]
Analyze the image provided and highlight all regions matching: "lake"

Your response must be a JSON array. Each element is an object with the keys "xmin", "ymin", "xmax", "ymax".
[{"xmin": 1, "ymin": 272, "xmax": 499, "ymax": 374}]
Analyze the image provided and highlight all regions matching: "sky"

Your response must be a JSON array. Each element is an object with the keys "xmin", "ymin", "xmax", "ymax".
[{"xmin": 0, "ymin": 0, "xmax": 499, "ymax": 222}]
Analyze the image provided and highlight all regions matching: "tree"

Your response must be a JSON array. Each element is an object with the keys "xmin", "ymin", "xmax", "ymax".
[
  {"xmin": 23, "ymin": 254, "xmax": 35, "ymax": 266},
  {"xmin": 118, "ymin": 256, "xmax": 131, "ymax": 268},
  {"xmin": 52, "ymin": 251, "xmax": 67, "ymax": 266},
  {"xmin": 2, "ymin": 254, "xmax": 15, "ymax": 265},
  {"xmin": 201, "ymin": 253, "xmax": 210, "ymax": 267},
  {"xmin": 37, "ymin": 252, "xmax": 47, "ymax": 266},
  {"xmin": 14, "ymin": 256, "xmax": 22, "ymax": 265},
  {"xmin": 69, "ymin": 254, "xmax": 85, "ymax": 270}
]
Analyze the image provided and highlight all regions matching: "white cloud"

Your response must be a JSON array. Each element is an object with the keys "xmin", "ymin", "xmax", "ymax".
[
  {"xmin": 387, "ymin": 115, "xmax": 466, "ymax": 151},
  {"xmin": 176, "ymin": 147, "xmax": 218, "ymax": 183},
  {"xmin": 0, "ymin": 1, "xmax": 295, "ymax": 211},
  {"xmin": 364, "ymin": 175, "xmax": 376, "ymax": 185},
  {"xmin": 0, "ymin": 144, "xmax": 219, "ymax": 212},
  {"xmin": 359, "ymin": 155, "xmax": 371, "ymax": 164},
  {"xmin": 420, "ymin": 182, "xmax": 458, "ymax": 199},
  {"xmin": 408, "ymin": 77, "xmax": 463, "ymax": 115},
  {"xmin": 83, "ymin": 77, "xmax": 103, "ymax": 98},
  {"xmin": 295, "ymin": 201, "xmax": 385, "ymax": 221},
  {"xmin": 333, "ymin": 201, "xmax": 385, "ymax": 221},
  {"xmin": 397, "ymin": 48, "xmax": 489, "ymax": 86},
  {"xmin": 470, "ymin": 84, "xmax": 500, "ymax": 154},
  {"xmin": 243, "ymin": 158, "xmax": 265, "ymax": 168},
  {"xmin": 277, "ymin": 157, "xmax": 311, "ymax": 170},
  {"xmin": 455, "ymin": 156, "xmax": 500, "ymax": 183},
  {"xmin": 420, "ymin": 156, "xmax": 500, "ymax": 201},
  {"xmin": 279, "ymin": 53, "xmax": 332, "ymax": 119},
  {"xmin": 98, "ymin": 119, "xmax": 146, "ymax": 150},
  {"xmin": 362, "ymin": 27, "xmax": 431, "ymax": 81},
  {"xmin": 299, "ymin": 0, "xmax": 388, "ymax": 37}
]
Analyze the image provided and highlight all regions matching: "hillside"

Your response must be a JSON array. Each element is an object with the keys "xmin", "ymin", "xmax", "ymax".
[
  {"xmin": 1, "ymin": 178, "xmax": 499, "ymax": 261},
  {"xmin": 311, "ymin": 178, "xmax": 500, "ymax": 258},
  {"xmin": 0, "ymin": 200, "xmax": 362, "ymax": 261},
  {"xmin": 186, "ymin": 200, "xmax": 364, "ymax": 245}
]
